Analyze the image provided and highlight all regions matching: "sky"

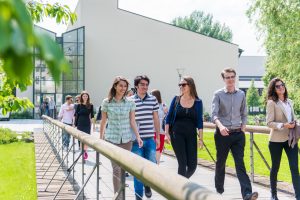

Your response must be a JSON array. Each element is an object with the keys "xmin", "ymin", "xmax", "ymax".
[{"xmin": 37, "ymin": 0, "xmax": 266, "ymax": 56}]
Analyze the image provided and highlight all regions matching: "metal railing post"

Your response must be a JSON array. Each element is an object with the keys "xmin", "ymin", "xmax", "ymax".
[
  {"xmin": 82, "ymin": 142, "xmax": 85, "ymax": 199},
  {"xmin": 250, "ymin": 132, "xmax": 254, "ymax": 183},
  {"xmin": 72, "ymin": 136, "xmax": 75, "ymax": 183},
  {"xmin": 96, "ymin": 152, "xmax": 100, "ymax": 200}
]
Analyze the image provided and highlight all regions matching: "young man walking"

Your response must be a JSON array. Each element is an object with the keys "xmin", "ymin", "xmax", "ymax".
[
  {"xmin": 58, "ymin": 95, "xmax": 75, "ymax": 150},
  {"xmin": 128, "ymin": 75, "xmax": 160, "ymax": 200},
  {"xmin": 212, "ymin": 68, "xmax": 258, "ymax": 200}
]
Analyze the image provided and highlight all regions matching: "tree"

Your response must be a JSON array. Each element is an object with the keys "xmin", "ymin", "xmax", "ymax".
[
  {"xmin": 0, "ymin": 0, "xmax": 76, "ymax": 114},
  {"xmin": 246, "ymin": 80, "xmax": 260, "ymax": 113},
  {"xmin": 247, "ymin": 0, "xmax": 300, "ymax": 112},
  {"xmin": 172, "ymin": 10, "xmax": 233, "ymax": 42}
]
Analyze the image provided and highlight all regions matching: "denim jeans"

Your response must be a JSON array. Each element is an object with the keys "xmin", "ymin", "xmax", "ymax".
[
  {"xmin": 269, "ymin": 141, "xmax": 300, "ymax": 199},
  {"xmin": 131, "ymin": 137, "xmax": 156, "ymax": 198},
  {"xmin": 62, "ymin": 123, "xmax": 72, "ymax": 148}
]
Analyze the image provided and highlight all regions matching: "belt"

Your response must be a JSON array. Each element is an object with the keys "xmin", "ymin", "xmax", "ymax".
[{"xmin": 227, "ymin": 128, "xmax": 242, "ymax": 133}]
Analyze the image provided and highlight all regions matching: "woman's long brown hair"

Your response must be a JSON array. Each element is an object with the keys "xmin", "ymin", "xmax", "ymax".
[{"xmin": 108, "ymin": 76, "xmax": 129, "ymax": 102}]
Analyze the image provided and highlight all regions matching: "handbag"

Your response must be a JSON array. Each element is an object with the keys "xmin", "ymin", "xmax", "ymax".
[{"xmin": 163, "ymin": 96, "xmax": 180, "ymax": 133}]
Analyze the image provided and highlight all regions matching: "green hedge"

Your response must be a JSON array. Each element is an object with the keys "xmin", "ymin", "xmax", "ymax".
[
  {"xmin": 0, "ymin": 128, "xmax": 32, "ymax": 144},
  {"xmin": 10, "ymin": 110, "xmax": 33, "ymax": 119}
]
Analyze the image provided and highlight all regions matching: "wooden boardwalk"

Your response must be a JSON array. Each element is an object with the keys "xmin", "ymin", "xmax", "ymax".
[
  {"xmin": 34, "ymin": 129, "xmax": 80, "ymax": 200},
  {"xmin": 31, "ymin": 124, "xmax": 295, "ymax": 200}
]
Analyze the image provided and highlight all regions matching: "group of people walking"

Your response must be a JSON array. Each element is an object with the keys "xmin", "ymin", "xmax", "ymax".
[{"xmin": 56, "ymin": 68, "xmax": 300, "ymax": 200}]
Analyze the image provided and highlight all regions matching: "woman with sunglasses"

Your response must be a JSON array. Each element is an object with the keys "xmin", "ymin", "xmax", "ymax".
[
  {"xmin": 165, "ymin": 76, "xmax": 203, "ymax": 178},
  {"xmin": 100, "ymin": 76, "xmax": 143, "ymax": 200},
  {"xmin": 266, "ymin": 78, "xmax": 300, "ymax": 200}
]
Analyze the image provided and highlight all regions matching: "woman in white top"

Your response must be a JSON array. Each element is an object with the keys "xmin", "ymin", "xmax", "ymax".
[
  {"xmin": 151, "ymin": 89, "xmax": 168, "ymax": 164},
  {"xmin": 266, "ymin": 78, "xmax": 300, "ymax": 200}
]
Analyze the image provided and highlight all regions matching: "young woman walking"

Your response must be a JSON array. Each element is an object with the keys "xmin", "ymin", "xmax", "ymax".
[
  {"xmin": 165, "ymin": 76, "xmax": 203, "ymax": 178},
  {"xmin": 100, "ymin": 76, "xmax": 143, "ymax": 200},
  {"xmin": 266, "ymin": 78, "xmax": 300, "ymax": 200},
  {"xmin": 74, "ymin": 91, "xmax": 94, "ymax": 160}
]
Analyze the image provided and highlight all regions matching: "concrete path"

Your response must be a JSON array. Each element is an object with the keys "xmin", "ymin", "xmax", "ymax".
[{"xmin": 1, "ymin": 119, "xmax": 296, "ymax": 199}]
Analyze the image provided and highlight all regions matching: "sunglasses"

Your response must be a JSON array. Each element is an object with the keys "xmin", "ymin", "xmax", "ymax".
[
  {"xmin": 224, "ymin": 75, "xmax": 236, "ymax": 80},
  {"xmin": 178, "ymin": 83, "xmax": 189, "ymax": 87},
  {"xmin": 275, "ymin": 83, "xmax": 285, "ymax": 89}
]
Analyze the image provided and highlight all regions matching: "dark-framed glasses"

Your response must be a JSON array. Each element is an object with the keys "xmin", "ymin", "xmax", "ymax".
[
  {"xmin": 178, "ymin": 83, "xmax": 189, "ymax": 87},
  {"xmin": 275, "ymin": 83, "xmax": 285, "ymax": 89},
  {"xmin": 224, "ymin": 75, "xmax": 236, "ymax": 80}
]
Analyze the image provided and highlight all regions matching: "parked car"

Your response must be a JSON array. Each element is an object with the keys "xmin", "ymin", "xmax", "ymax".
[{"xmin": 0, "ymin": 109, "xmax": 10, "ymax": 121}]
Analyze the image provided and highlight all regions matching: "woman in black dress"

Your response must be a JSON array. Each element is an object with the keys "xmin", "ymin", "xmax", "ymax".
[{"xmin": 74, "ymin": 91, "xmax": 94, "ymax": 160}]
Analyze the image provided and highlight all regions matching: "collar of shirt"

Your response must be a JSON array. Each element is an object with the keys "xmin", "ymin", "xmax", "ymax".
[
  {"xmin": 223, "ymin": 87, "xmax": 239, "ymax": 94},
  {"xmin": 134, "ymin": 93, "xmax": 149, "ymax": 101},
  {"xmin": 111, "ymin": 97, "xmax": 126, "ymax": 103}
]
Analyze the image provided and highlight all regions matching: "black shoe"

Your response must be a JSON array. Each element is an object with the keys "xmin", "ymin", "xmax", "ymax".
[
  {"xmin": 244, "ymin": 192, "xmax": 258, "ymax": 200},
  {"xmin": 144, "ymin": 185, "xmax": 152, "ymax": 198},
  {"xmin": 135, "ymin": 194, "xmax": 142, "ymax": 200},
  {"xmin": 271, "ymin": 194, "xmax": 279, "ymax": 200},
  {"xmin": 125, "ymin": 172, "xmax": 129, "ymax": 177},
  {"xmin": 216, "ymin": 188, "xmax": 224, "ymax": 194}
]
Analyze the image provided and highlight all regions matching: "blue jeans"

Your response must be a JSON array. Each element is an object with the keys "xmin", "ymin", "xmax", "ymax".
[
  {"xmin": 62, "ymin": 123, "xmax": 72, "ymax": 148},
  {"xmin": 131, "ymin": 137, "xmax": 156, "ymax": 198}
]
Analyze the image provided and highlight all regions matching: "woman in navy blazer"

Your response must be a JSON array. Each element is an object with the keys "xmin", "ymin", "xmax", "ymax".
[{"xmin": 165, "ymin": 76, "xmax": 203, "ymax": 178}]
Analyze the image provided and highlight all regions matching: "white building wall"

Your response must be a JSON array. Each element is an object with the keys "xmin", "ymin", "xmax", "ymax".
[{"xmin": 69, "ymin": 0, "xmax": 239, "ymax": 112}]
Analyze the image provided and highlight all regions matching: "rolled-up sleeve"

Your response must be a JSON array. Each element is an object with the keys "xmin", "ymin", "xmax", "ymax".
[
  {"xmin": 101, "ymin": 99, "xmax": 108, "ymax": 112},
  {"xmin": 211, "ymin": 92, "xmax": 220, "ymax": 123},
  {"xmin": 165, "ymin": 96, "xmax": 176, "ymax": 124},
  {"xmin": 241, "ymin": 94, "xmax": 247, "ymax": 125},
  {"xmin": 197, "ymin": 100, "xmax": 203, "ymax": 129}
]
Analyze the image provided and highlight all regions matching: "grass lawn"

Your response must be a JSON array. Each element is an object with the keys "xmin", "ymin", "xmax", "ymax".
[
  {"xmin": 0, "ymin": 142, "xmax": 37, "ymax": 200},
  {"xmin": 166, "ymin": 130, "xmax": 297, "ymax": 183}
]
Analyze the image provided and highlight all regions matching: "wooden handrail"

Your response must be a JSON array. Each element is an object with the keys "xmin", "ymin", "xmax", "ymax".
[{"xmin": 42, "ymin": 115, "xmax": 222, "ymax": 200}]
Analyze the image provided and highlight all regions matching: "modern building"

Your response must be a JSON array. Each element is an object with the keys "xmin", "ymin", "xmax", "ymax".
[
  {"xmin": 237, "ymin": 56, "xmax": 266, "ymax": 95},
  {"xmin": 237, "ymin": 56, "xmax": 266, "ymax": 114},
  {"xmin": 18, "ymin": 0, "xmax": 241, "ymax": 118}
]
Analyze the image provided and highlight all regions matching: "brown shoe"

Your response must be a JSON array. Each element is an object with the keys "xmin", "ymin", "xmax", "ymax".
[{"xmin": 244, "ymin": 192, "xmax": 258, "ymax": 200}]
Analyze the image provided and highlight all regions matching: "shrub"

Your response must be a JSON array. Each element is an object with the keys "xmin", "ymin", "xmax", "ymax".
[
  {"xmin": 10, "ymin": 110, "xmax": 33, "ymax": 119},
  {"xmin": 248, "ymin": 114, "xmax": 266, "ymax": 126},
  {"xmin": 203, "ymin": 112, "xmax": 211, "ymax": 122},
  {"xmin": 0, "ymin": 128, "xmax": 18, "ymax": 144},
  {"xmin": 0, "ymin": 128, "xmax": 33, "ymax": 144}
]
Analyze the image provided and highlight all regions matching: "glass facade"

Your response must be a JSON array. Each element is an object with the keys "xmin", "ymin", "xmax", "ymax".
[{"xmin": 33, "ymin": 26, "xmax": 85, "ymax": 118}]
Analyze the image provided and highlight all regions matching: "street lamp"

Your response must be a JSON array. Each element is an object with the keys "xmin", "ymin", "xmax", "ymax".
[{"xmin": 176, "ymin": 68, "xmax": 185, "ymax": 82}]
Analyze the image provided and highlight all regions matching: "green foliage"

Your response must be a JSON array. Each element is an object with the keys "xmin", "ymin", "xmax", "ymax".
[
  {"xmin": 0, "ymin": 0, "xmax": 77, "ymax": 113},
  {"xmin": 0, "ymin": 71, "xmax": 34, "ymax": 115},
  {"xmin": 172, "ymin": 10, "xmax": 233, "ymax": 42},
  {"xmin": 248, "ymin": 114, "xmax": 266, "ymax": 126},
  {"xmin": 10, "ymin": 109, "xmax": 33, "ymax": 119},
  {"xmin": 0, "ymin": 142, "xmax": 37, "ymax": 200},
  {"xmin": 26, "ymin": 1, "xmax": 77, "ymax": 24},
  {"xmin": 0, "ymin": 128, "xmax": 18, "ymax": 144},
  {"xmin": 247, "ymin": 0, "xmax": 300, "ymax": 113},
  {"xmin": 203, "ymin": 112, "xmax": 211, "ymax": 122},
  {"xmin": 246, "ymin": 80, "xmax": 260, "ymax": 109},
  {"xmin": 0, "ymin": 128, "xmax": 33, "ymax": 144}
]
